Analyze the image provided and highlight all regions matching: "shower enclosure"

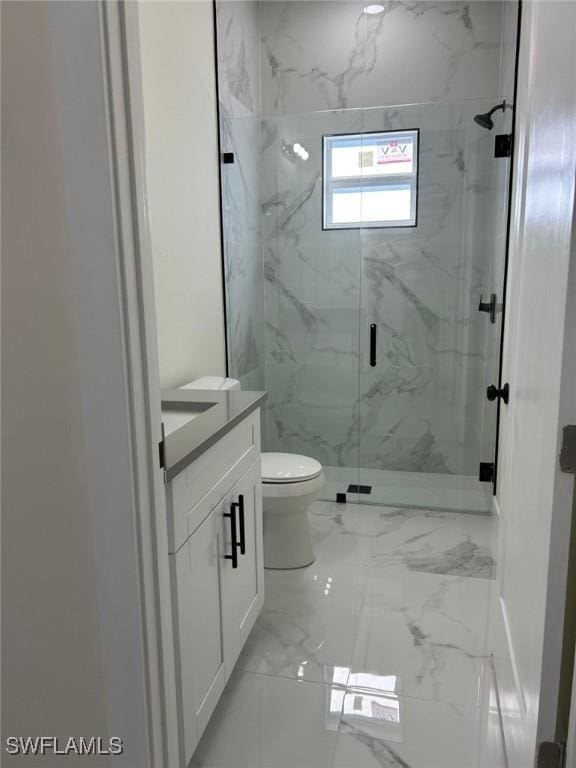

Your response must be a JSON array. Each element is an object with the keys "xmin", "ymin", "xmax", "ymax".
[{"xmin": 221, "ymin": 97, "xmax": 512, "ymax": 513}]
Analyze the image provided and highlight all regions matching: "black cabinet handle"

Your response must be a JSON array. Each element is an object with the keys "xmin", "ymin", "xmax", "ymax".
[
  {"xmin": 224, "ymin": 506, "xmax": 239, "ymax": 569},
  {"xmin": 370, "ymin": 324, "xmax": 377, "ymax": 367},
  {"xmin": 237, "ymin": 494, "xmax": 246, "ymax": 555}
]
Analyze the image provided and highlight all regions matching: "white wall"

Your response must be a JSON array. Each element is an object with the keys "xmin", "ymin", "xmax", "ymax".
[
  {"xmin": 1, "ymin": 2, "xmax": 152, "ymax": 764},
  {"xmin": 138, "ymin": 0, "xmax": 226, "ymax": 389}
]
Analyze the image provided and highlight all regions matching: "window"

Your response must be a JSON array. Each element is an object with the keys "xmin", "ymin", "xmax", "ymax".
[{"xmin": 323, "ymin": 130, "xmax": 419, "ymax": 229}]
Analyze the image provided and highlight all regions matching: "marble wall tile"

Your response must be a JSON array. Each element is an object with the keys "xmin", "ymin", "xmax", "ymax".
[
  {"xmin": 498, "ymin": 0, "xmax": 519, "ymax": 104},
  {"xmin": 216, "ymin": 1, "xmax": 261, "ymax": 119},
  {"xmin": 224, "ymin": 239, "xmax": 265, "ymax": 388},
  {"xmin": 261, "ymin": 1, "xmax": 503, "ymax": 115},
  {"xmin": 216, "ymin": 2, "xmax": 266, "ymax": 390}
]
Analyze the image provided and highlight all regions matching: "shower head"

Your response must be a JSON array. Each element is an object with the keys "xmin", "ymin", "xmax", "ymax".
[
  {"xmin": 473, "ymin": 101, "xmax": 510, "ymax": 130},
  {"xmin": 474, "ymin": 111, "xmax": 496, "ymax": 130}
]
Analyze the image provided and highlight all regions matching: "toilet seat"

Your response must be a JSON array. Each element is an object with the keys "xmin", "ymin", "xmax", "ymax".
[
  {"xmin": 262, "ymin": 472, "xmax": 325, "ymax": 500},
  {"xmin": 261, "ymin": 453, "xmax": 322, "ymax": 484}
]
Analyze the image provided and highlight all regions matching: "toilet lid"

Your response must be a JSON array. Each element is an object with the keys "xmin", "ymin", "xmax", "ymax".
[{"xmin": 261, "ymin": 453, "xmax": 322, "ymax": 484}]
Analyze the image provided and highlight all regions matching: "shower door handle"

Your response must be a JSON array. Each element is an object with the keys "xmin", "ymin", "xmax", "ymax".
[{"xmin": 370, "ymin": 324, "xmax": 377, "ymax": 367}]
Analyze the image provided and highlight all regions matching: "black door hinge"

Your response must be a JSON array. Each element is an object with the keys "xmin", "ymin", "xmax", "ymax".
[
  {"xmin": 537, "ymin": 741, "xmax": 565, "ymax": 768},
  {"xmin": 478, "ymin": 293, "xmax": 498, "ymax": 324},
  {"xmin": 560, "ymin": 425, "xmax": 576, "ymax": 474},
  {"xmin": 479, "ymin": 462, "xmax": 495, "ymax": 483},
  {"xmin": 159, "ymin": 422, "xmax": 166, "ymax": 471},
  {"xmin": 495, "ymin": 134, "xmax": 512, "ymax": 158},
  {"xmin": 222, "ymin": 152, "xmax": 235, "ymax": 164}
]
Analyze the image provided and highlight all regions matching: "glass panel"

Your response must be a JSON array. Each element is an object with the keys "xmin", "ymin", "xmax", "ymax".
[
  {"xmin": 328, "ymin": 134, "xmax": 369, "ymax": 179},
  {"xmin": 326, "ymin": 131, "xmax": 417, "ymax": 179},
  {"xmin": 219, "ymin": 104, "xmax": 512, "ymax": 512},
  {"xmin": 220, "ymin": 113, "xmax": 266, "ymax": 393},
  {"xmin": 323, "ymin": 130, "xmax": 418, "ymax": 229},
  {"xmin": 357, "ymin": 99, "xmax": 511, "ymax": 512},
  {"xmin": 259, "ymin": 110, "xmax": 363, "ymax": 502},
  {"xmin": 331, "ymin": 185, "xmax": 413, "ymax": 226}
]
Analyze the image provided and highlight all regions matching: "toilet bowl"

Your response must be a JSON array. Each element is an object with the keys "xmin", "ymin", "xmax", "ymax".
[
  {"xmin": 261, "ymin": 453, "xmax": 324, "ymax": 570},
  {"xmin": 179, "ymin": 378, "xmax": 324, "ymax": 570}
]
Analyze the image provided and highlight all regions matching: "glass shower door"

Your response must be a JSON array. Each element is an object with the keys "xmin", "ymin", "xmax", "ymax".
[
  {"xmin": 357, "ymin": 99, "xmax": 512, "ymax": 512},
  {"xmin": 258, "ymin": 109, "xmax": 364, "ymax": 502}
]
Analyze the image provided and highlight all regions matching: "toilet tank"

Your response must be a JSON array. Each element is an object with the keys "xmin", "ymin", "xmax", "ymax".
[{"xmin": 180, "ymin": 376, "xmax": 241, "ymax": 391}]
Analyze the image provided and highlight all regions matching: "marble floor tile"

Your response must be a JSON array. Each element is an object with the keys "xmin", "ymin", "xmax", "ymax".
[
  {"xmin": 363, "ymin": 568, "xmax": 492, "ymax": 651},
  {"xmin": 193, "ymin": 503, "xmax": 503, "ymax": 768},
  {"xmin": 350, "ymin": 571, "xmax": 492, "ymax": 714},
  {"xmin": 192, "ymin": 671, "xmax": 342, "ymax": 768},
  {"xmin": 263, "ymin": 560, "xmax": 368, "ymax": 606},
  {"xmin": 239, "ymin": 562, "xmax": 365, "ymax": 685},
  {"xmin": 309, "ymin": 502, "xmax": 375, "ymax": 565},
  {"xmin": 332, "ymin": 689, "xmax": 494, "ymax": 768},
  {"xmin": 369, "ymin": 507, "xmax": 495, "ymax": 579}
]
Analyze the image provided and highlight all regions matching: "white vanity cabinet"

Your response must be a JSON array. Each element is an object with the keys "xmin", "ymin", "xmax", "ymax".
[
  {"xmin": 167, "ymin": 409, "xmax": 264, "ymax": 767},
  {"xmin": 171, "ymin": 507, "xmax": 226, "ymax": 763}
]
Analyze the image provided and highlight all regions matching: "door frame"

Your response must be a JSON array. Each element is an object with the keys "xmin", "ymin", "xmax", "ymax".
[
  {"xmin": 490, "ymin": 0, "xmax": 576, "ymax": 765},
  {"xmin": 100, "ymin": 2, "xmax": 177, "ymax": 766}
]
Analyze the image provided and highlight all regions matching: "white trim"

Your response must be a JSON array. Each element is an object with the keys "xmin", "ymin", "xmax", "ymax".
[
  {"xmin": 492, "ymin": 495, "xmax": 501, "ymax": 518},
  {"xmin": 499, "ymin": 597, "xmax": 526, "ymax": 718},
  {"xmin": 100, "ymin": 3, "xmax": 178, "ymax": 766}
]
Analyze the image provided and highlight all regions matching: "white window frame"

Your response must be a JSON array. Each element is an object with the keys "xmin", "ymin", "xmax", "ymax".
[{"xmin": 322, "ymin": 129, "xmax": 419, "ymax": 230}]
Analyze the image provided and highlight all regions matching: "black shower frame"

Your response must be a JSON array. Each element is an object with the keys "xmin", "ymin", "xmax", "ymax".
[{"xmin": 492, "ymin": 0, "xmax": 523, "ymax": 496}]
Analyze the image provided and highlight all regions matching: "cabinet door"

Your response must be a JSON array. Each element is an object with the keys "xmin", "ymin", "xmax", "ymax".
[
  {"xmin": 219, "ymin": 459, "xmax": 264, "ymax": 677},
  {"xmin": 171, "ymin": 509, "xmax": 226, "ymax": 767}
]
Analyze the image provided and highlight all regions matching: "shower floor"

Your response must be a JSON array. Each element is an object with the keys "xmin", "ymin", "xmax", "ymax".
[{"xmin": 322, "ymin": 466, "xmax": 493, "ymax": 514}]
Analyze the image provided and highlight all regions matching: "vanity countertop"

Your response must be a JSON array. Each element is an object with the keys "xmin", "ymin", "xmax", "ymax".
[{"xmin": 161, "ymin": 388, "xmax": 266, "ymax": 480}]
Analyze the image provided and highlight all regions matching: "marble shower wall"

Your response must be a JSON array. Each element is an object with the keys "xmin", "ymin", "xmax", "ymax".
[
  {"xmin": 260, "ymin": 1, "xmax": 503, "ymax": 115},
  {"xmin": 216, "ymin": 1, "xmax": 265, "ymax": 390},
  {"xmin": 262, "ymin": 100, "xmax": 500, "ymax": 474}
]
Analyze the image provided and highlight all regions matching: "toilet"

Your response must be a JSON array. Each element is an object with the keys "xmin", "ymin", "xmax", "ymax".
[
  {"xmin": 180, "ymin": 377, "xmax": 324, "ymax": 570},
  {"xmin": 260, "ymin": 452, "xmax": 324, "ymax": 569}
]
